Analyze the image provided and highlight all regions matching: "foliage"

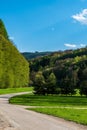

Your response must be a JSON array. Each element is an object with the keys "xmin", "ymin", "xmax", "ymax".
[
  {"xmin": 0, "ymin": 19, "xmax": 8, "ymax": 39},
  {"xmin": 46, "ymin": 73, "xmax": 57, "ymax": 94},
  {"xmin": 28, "ymin": 47, "xmax": 87, "ymax": 96},
  {"xmin": 0, "ymin": 20, "xmax": 29, "ymax": 88},
  {"xmin": 33, "ymin": 72, "xmax": 57, "ymax": 95},
  {"xmin": 34, "ymin": 72, "xmax": 46, "ymax": 95},
  {"xmin": 80, "ymin": 81, "xmax": 87, "ymax": 96}
]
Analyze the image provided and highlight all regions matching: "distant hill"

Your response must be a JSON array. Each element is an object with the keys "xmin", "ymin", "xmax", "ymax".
[
  {"xmin": 22, "ymin": 51, "xmax": 53, "ymax": 60},
  {"xmin": 0, "ymin": 19, "xmax": 29, "ymax": 88},
  {"xmin": 29, "ymin": 47, "xmax": 87, "ymax": 73},
  {"xmin": 29, "ymin": 47, "xmax": 87, "ymax": 95}
]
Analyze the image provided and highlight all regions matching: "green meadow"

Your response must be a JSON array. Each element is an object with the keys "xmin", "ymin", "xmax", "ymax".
[
  {"xmin": 28, "ymin": 107, "xmax": 87, "ymax": 125},
  {"xmin": 9, "ymin": 94, "xmax": 87, "ymax": 107},
  {"xmin": 0, "ymin": 87, "xmax": 33, "ymax": 95},
  {"xmin": 10, "ymin": 94, "xmax": 87, "ymax": 125}
]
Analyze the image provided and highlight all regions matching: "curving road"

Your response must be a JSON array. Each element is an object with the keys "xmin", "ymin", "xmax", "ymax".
[{"xmin": 0, "ymin": 93, "xmax": 87, "ymax": 130}]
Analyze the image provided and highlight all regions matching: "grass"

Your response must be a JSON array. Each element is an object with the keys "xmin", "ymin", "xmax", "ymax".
[
  {"xmin": 28, "ymin": 108, "xmax": 87, "ymax": 125},
  {"xmin": 0, "ymin": 87, "xmax": 33, "ymax": 95},
  {"xmin": 9, "ymin": 94, "xmax": 87, "ymax": 125},
  {"xmin": 9, "ymin": 94, "xmax": 87, "ymax": 107}
]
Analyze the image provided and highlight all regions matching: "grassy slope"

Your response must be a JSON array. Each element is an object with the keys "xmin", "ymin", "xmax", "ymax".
[{"xmin": 0, "ymin": 87, "xmax": 33, "ymax": 95}]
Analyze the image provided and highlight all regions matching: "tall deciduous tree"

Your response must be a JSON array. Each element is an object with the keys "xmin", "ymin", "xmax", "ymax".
[
  {"xmin": 0, "ymin": 19, "xmax": 8, "ymax": 39},
  {"xmin": 0, "ymin": 20, "xmax": 29, "ymax": 88}
]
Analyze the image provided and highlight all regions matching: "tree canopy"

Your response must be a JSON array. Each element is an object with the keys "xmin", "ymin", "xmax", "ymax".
[
  {"xmin": 0, "ymin": 19, "xmax": 8, "ymax": 39},
  {"xmin": 0, "ymin": 20, "xmax": 29, "ymax": 88},
  {"xmin": 29, "ymin": 47, "xmax": 87, "ymax": 96}
]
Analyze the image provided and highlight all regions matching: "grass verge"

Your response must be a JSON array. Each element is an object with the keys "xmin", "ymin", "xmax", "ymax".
[
  {"xmin": 9, "ymin": 94, "xmax": 87, "ymax": 125},
  {"xmin": 0, "ymin": 87, "xmax": 33, "ymax": 95},
  {"xmin": 28, "ymin": 108, "xmax": 87, "ymax": 125},
  {"xmin": 9, "ymin": 94, "xmax": 87, "ymax": 107}
]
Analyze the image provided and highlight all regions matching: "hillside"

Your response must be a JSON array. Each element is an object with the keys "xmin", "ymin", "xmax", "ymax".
[
  {"xmin": 22, "ymin": 51, "xmax": 52, "ymax": 60},
  {"xmin": 29, "ymin": 47, "xmax": 87, "ymax": 95},
  {"xmin": 0, "ymin": 19, "xmax": 29, "ymax": 88},
  {"xmin": 29, "ymin": 47, "xmax": 87, "ymax": 72}
]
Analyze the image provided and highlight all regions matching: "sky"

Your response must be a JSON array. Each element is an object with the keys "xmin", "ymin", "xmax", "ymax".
[{"xmin": 0, "ymin": 0, "xmax": 87, "ymax": 52}]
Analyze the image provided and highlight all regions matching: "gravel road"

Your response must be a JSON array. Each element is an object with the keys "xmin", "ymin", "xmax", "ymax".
[{"xmin": 0, "ymin": 92, "xmax": 87, "ymax": 130}]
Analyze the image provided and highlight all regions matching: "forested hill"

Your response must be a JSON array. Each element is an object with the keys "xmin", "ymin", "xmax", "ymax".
[
  {"xmin": 22, "ymin": 47, "xmax": 87, "ymax": 60},
  {"xmin": 29, "ymin": 47, "xmax": 87, "ymax": 74},
  {"xmin": 29, "ymin": 47, "xmax": 87, "ymax": 95},
  {"xmin": 22, "ymin": 51, "xmax": 52, "ymax": 60},
  {"xmin": 0, "ymin": 19, "xmax": 29, "ymax": 88}
]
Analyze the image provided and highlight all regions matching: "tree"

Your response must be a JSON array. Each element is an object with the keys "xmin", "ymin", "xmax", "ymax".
[
  {"xmin": 0, "ymin": 20, "xmax": 29, "ymax": 88},
  {"xmin": 79, "ymin": 68, "xmax": 87, "ymax": 96},
  {"xmin": 0, "ymin": 19, "xmax": 8, "ymax": 39},
  {"xmin": 34, "ymin": 72, "xmax": 46, "ymax": 95},
  {"xmin": 46, "ymin": 73, "xmax": 57, "ymax": 94},
  {"xmin": 80, "ymin": 80, "xmax": 87, "ymax": 96},
  {"xmin": 61, "ymin": 75, "xmax": 76, "ymax": 96},
  {"xmin": 33, "ymin": 72, "xmax": 57, "ymax": 95}
]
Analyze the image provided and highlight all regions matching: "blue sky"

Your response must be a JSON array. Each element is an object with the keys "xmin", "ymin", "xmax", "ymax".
[{"xmin": 0, "ymin": 0, "xmax": 87, "ymax": 52}]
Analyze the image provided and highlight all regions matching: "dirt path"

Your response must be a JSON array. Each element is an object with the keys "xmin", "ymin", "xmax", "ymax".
[
  {"xmin": 0, "ymin": 93, "xmax": 87, "ymax": 130},
  {"xmin": 0, "ymin": 112, "xmax": 12, "ymax": 130}
]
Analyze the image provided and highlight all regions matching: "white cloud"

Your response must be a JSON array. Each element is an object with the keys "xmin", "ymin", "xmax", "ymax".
[
  {"xmin": 64, "ymin": 43, "xmax": 77, "ymax": 48},
  {"xmin": 9, "ymin": 36, "xmax": 14, "ymax": 40},
  {"xmin": 72, "ymin": 9, "xmax": 87, "ymax": 24},
  {"xmin": 80, "ymin": 44, "xmax": 86, "ymax": 47},
  {"xmin": 64, "ymin": 43, "xmax": 86, "ymax": 48}
]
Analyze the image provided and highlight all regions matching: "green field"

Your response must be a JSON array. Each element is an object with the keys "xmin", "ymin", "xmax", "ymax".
[
  {"xmin": 0, "ymin": 87, "xmax": 33, "ymax": 95},
  {"xmin": 28, "ymin": 108, "xmax": 87, "ymax": 125},
  {"xmin": 9, "ymin": 94, "xmax": 87, "ymax": 125},
  {"xmin": 9, "ymin": 94, "xmax": 87, "ymax": 107}
]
